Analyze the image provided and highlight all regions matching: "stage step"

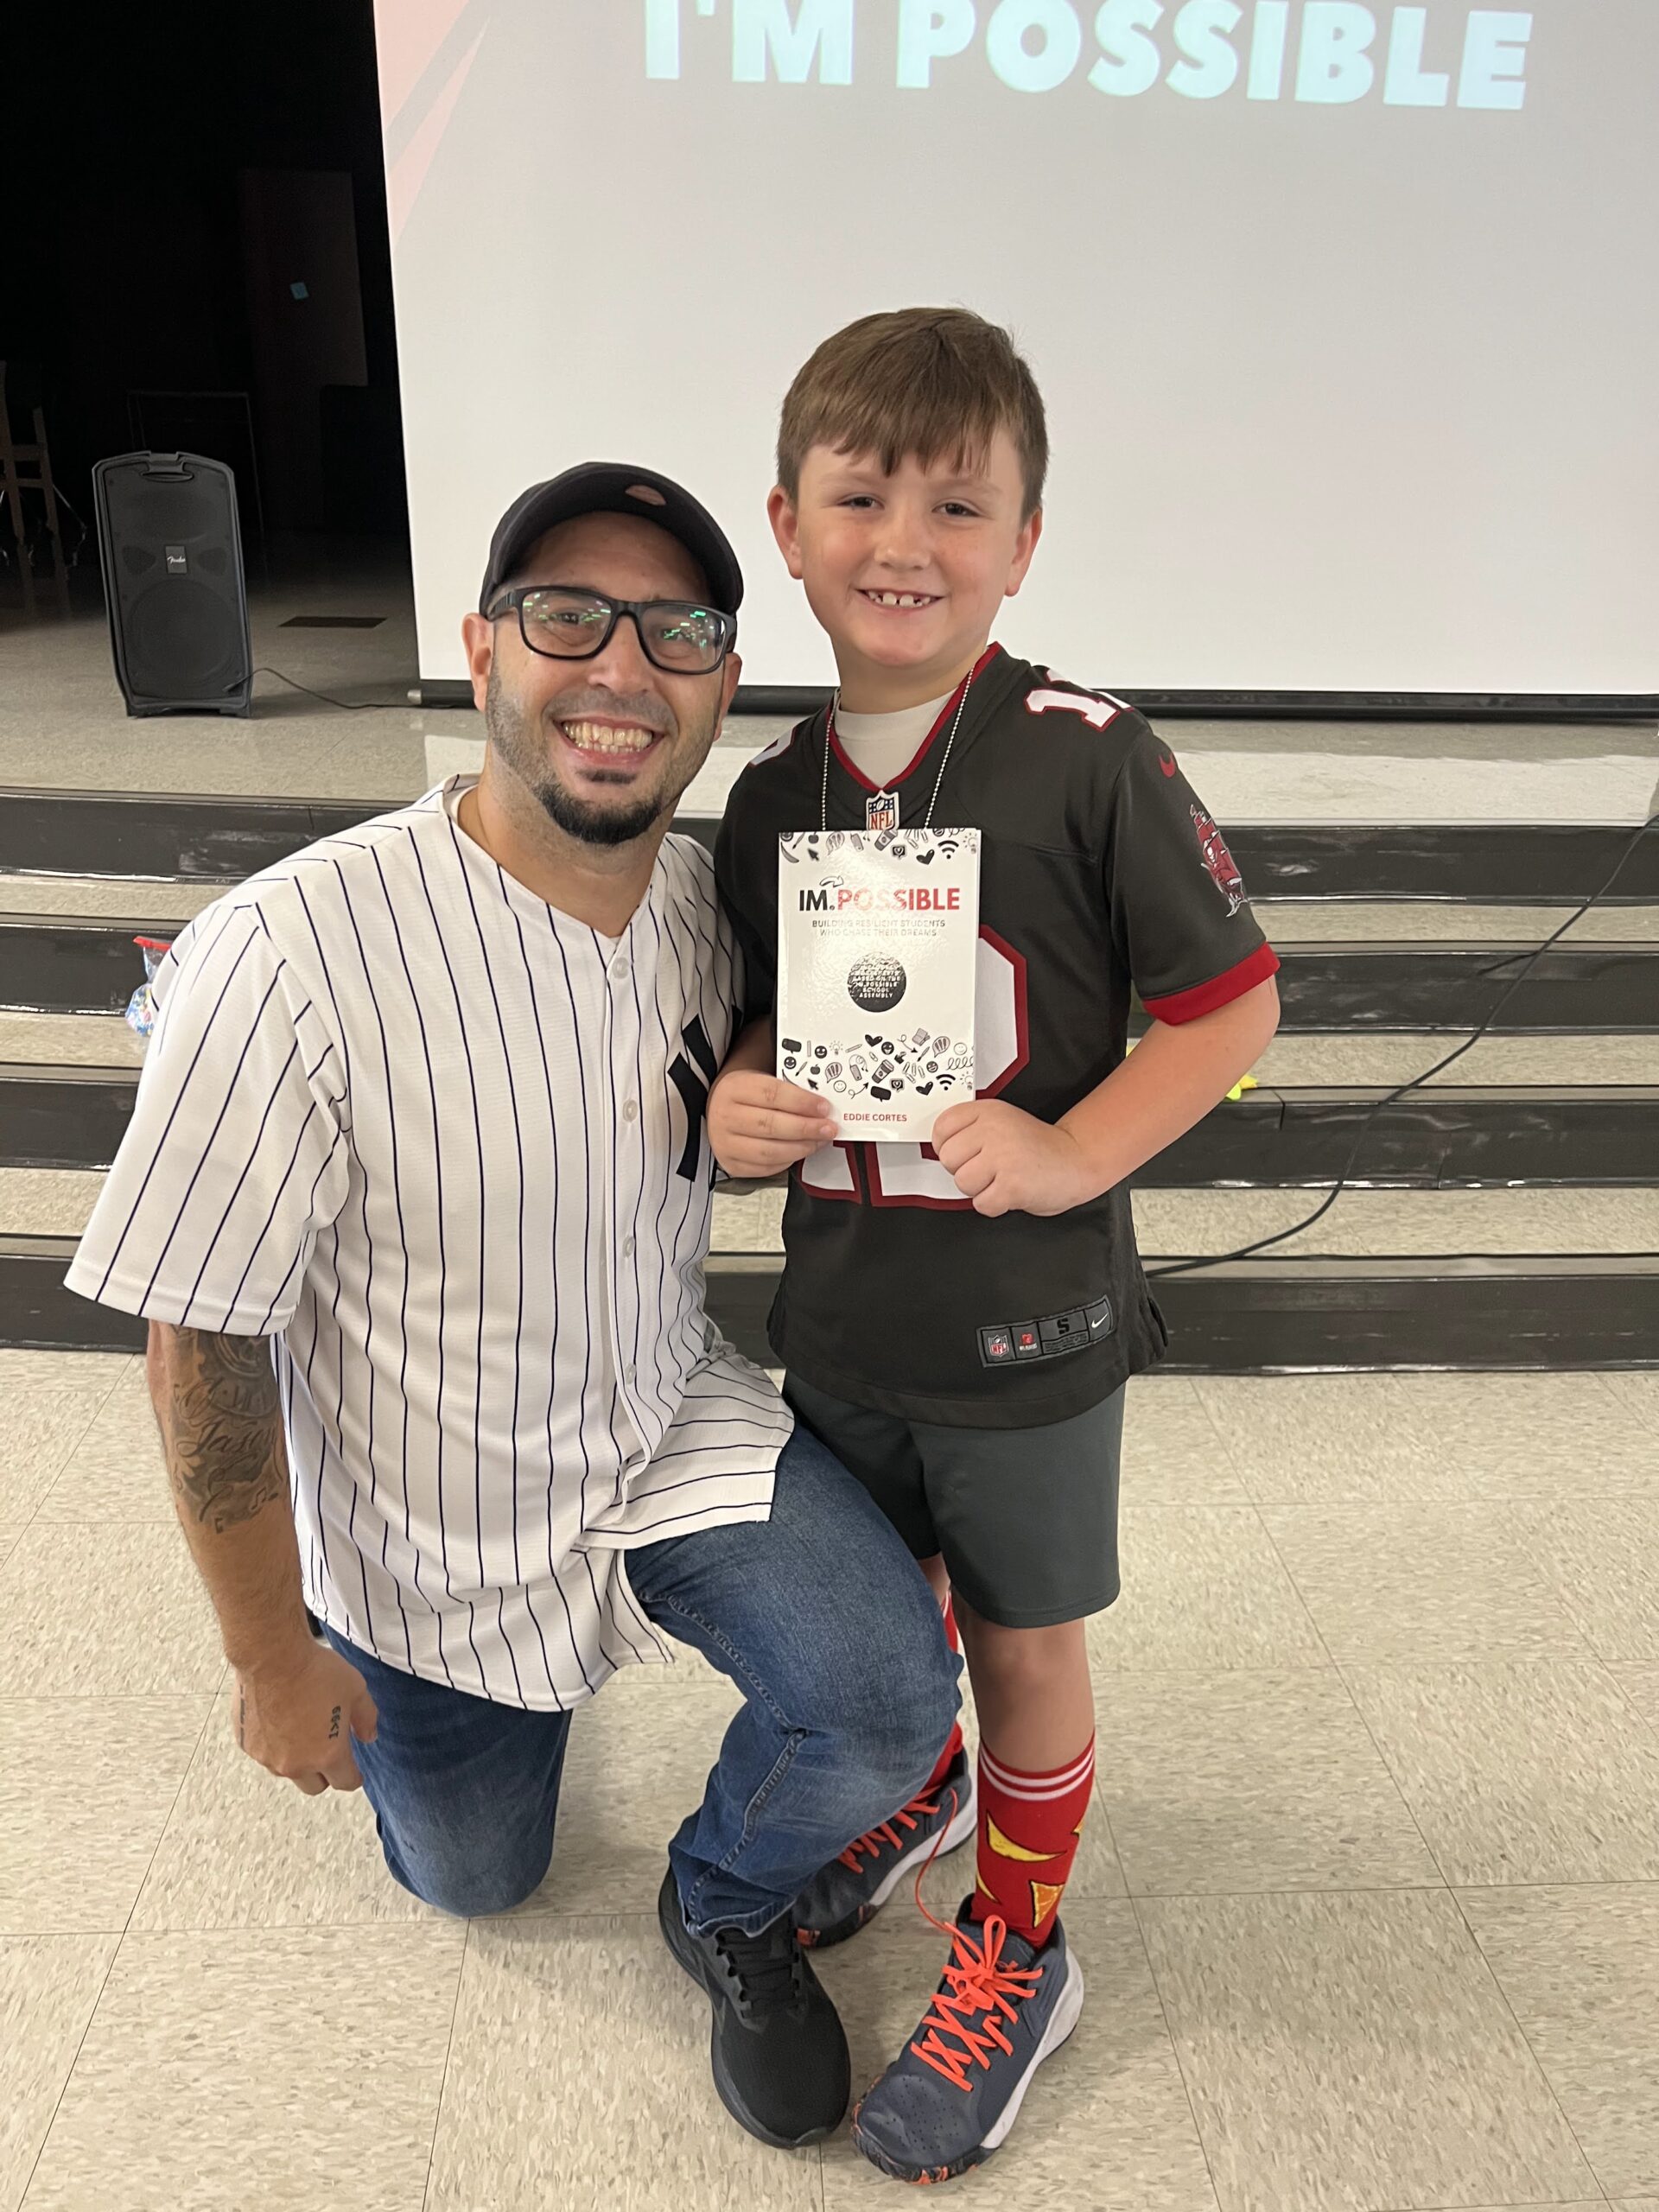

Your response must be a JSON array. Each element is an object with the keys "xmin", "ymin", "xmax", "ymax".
[
  {"xmin": 4, "ymin": 785, "xmax": 1656, "ymax": 905},
  {"xmin": 10, "ymin": 874, "xmax": 1659, "ymax": 950},
  {"xmin": 702, "ymin": 1183, "xmax": 1659, "ymax": 1260},
  {"xmin": 15, "ymin": 1233, "xmax": 1651, "ymax": 1373},
  {"xmin": 0, "ymin": 1169, "xmax": 1610, "ymax": 1248},
  {"xmin": 4, "ymin": 1014, "xmax": 1654, "ymax": 1094},
  {"xmin": 7, "ymin": 910, "xmax": 1656, "ymax": 1029},
  {"xmin": 6, "ymin": 1059, "xmax": 1655, "ymax": 1187}
]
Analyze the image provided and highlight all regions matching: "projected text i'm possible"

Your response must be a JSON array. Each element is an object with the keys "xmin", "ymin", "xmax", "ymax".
[{"xmin": 643, "ymin": 2, "xmax": 1535, "ymax": 109}]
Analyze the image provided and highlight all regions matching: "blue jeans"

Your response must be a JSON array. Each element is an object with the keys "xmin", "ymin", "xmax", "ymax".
[{"xmin": 323, "ymin": 1423, "xmax": 960, "ymax": 1936}]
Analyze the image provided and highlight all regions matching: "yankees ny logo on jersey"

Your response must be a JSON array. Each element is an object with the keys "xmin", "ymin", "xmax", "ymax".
[{"xmin": 668, "ymin": 1015, "xmax": 718, "ymax": 1181}]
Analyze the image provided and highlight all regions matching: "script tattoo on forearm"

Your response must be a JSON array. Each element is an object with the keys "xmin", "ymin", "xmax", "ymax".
[{"xmin": 164, "ymin": 1328, "xmax": 287, "ymax": 1535}]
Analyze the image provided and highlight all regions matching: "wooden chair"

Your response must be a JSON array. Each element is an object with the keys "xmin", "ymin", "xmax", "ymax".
[{"xmin": 0, "ymin": 360, "xmax": 71, "ymax": 618}]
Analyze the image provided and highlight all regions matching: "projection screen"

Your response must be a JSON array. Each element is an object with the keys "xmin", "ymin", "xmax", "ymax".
[{"xmin": 372, "ymin": 2, "xmax": 1658, "ymax": 707}]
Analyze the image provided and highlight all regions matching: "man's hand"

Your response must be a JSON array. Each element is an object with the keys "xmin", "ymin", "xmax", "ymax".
[
  {"xmin": 931, "ymin": 1099, "xmax": 1098, "ymax": 1218},
  {"xmin": 231, "ymin": 1637, "xmax": 380, "ymax": 1796},
  {"xmin": 709, "ymin": 1069, "xmax": 836, "ymax": 1179}
]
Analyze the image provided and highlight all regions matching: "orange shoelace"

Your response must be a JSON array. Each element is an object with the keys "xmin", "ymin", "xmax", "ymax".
[
  {"xmin": 835, "ymin": 1782, "xmax": 948, "ymax": 1872},
  {"xmin": 906, "ymin": 1912, "xmax": 1042, "ymax": 2092}
]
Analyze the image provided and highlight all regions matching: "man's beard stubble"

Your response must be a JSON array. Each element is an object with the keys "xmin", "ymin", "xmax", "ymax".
[{"xmin": 485, "ymin": 665, "xmax": 715, "ymax": 849}]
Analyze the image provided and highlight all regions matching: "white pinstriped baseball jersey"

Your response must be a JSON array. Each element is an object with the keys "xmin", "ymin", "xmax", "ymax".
[{"xmin": 67, "ymin": 777, "xmax": 791, "ymax": 1710}]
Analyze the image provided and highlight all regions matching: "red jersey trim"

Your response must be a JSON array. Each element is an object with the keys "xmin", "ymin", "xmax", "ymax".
[
  {"xmin": 796, "ymin": 1141, "xmax": 865, "ymax": 1203},
  {"xmin": 862, "ymin": 923, "xmax": 1030, "ymax": 1211},
  {"xmin": 827, "ymin": 644, "xmax": 1003, "ymax": 796},
  {"xmin": 1142, "ymin": 941, "xmax": 1281, "ymax": 1026},
  {"xmin": 976, "ymin": 925, "xmax": 1030, "ymax": 1100}
]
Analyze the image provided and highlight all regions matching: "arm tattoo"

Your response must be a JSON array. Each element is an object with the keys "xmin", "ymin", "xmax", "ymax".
[{"xmin": 162, "ymin": 1328, "xmax": 287, "ymax": 1535}]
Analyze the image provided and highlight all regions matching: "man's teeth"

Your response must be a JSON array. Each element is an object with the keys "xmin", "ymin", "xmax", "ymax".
[
  {"xmin": 562, "ymin": 721, "xmax": 655, "ymax": 753},
  {"xmin": 866, "ymin": 591, "xmax": 935, "ymax": 609}
]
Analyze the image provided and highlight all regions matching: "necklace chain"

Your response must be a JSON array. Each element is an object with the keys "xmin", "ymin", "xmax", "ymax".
[{"xmin": 820, "ymin": 669, "xmax": 975, "ymax": 836}]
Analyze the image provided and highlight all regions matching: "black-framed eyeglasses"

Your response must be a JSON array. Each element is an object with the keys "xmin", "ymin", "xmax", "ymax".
[{"xmin": 486, "ymin": 586, "xmax": 737, "ymax": 676}]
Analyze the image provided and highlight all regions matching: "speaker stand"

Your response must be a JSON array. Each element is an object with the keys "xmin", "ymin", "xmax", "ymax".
[{"xmin": 0, "ymin": 362, "xmax": 72, "ymax": 620}]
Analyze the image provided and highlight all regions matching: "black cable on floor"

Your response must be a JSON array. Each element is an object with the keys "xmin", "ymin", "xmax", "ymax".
[
  {"xmin": 251, "ymin": 665, "xmax": 414, "ymax": 713},
  {"xmin": 1149, "ymin": 1248, "xmax": 1659, "ymax": 1266},
  {"xmin": 1147, "ymin": 806, "xmax": 1659, "ymax": 1279}
]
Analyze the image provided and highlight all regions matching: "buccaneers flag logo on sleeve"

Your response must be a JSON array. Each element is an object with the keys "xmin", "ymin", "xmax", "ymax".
[{"xmin": 1191, "ymin": 804, "xmax": 1247, "ymax": 917}]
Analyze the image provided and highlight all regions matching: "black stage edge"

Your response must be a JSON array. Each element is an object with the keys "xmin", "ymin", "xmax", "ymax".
[
  {"xmin": 10, "ymin": 1065, "xmax": 1657, "ymax": 1186},
  {"xmin": 1149, "ymin": 1255, "xmax": 1659, "ymax": 1371},
  {"xmin": 1147, "ymin": 1085, "xmax": 1659, "ymax": 1188},
  {"xmin": 6, "ymin": 791, "xmax": 1655, "ymax": 906},
  {"xmin": 1265, "ymin": 943, "xmax": 1659, "ymax": 1034},
  {"xmin": 1, "ymin": 1240, "xmax": 146, "ymax": 1352},
  {"xmin": 0, "ymin": 788, "xmax": 404, "ymax": 884},
  {"xmin": 11, "ymin": 913, "xmax": 1656, "ymax": 1027},
  {"xmin": 1230, "ymin": 823, "xmax": 1659, "ymax": 905},
  {"xmin": 414, "ymin": 680, "xmax": 1659, "ymax": 723},
  {"xmin": 0, "ymin": 914, "xmax": 198, "ymax": 1014},
  {"xmin": 1, "ymin": 1066, "xmax": 140, "ymax": 1171},
  {"xmin": 698, "ymin": 1253, "xmax": 1659, "ymax": 1373},
  {"xmin": 10, "ymin": 1239, "xmax": 1657, "ymax": 1368}
]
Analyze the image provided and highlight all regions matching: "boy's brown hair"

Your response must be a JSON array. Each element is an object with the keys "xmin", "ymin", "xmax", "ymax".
[{"xmin": 777, "ymin": 308, "xmax": 1048, "ymax": 521}]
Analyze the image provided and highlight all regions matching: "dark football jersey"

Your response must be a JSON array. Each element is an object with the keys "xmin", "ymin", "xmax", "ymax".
[{"xmin": 715, "ymin": 645, "xmax": 1279, "ymax": 1427}]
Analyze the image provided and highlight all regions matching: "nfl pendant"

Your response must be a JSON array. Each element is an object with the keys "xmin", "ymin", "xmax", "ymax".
[{"xmin": 866, "ymin": 789, "xmax": 899, "ymax": 832}]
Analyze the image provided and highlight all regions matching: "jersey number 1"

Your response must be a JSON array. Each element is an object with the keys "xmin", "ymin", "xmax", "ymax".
[{"xmin": 1025, "ymin": 683, "xmax": 1125, "ymax": 731}]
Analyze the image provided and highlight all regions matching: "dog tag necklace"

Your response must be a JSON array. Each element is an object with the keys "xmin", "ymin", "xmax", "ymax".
[{"xmin": 820, "ymin": 667, "xmax": 975, "ymax": 836}]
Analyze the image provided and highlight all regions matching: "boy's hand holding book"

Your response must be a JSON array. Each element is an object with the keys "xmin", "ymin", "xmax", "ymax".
[
  {"xmin": 710, "ymin": 1065, "xmax": 837, "ymax": 1180},
  {"xmin": 931, "ymin": 1098, "xmax": 1096, "ymax": 1218}
]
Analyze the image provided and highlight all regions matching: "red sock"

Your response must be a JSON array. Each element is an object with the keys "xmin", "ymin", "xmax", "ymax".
[
  {"xmin": 969, "ymin": 1738, "xmax": 1095, "ymax": 1945},
  {"xmin": 919, "ymin": 1594, "xmax": 964, "ymax": 1796}
]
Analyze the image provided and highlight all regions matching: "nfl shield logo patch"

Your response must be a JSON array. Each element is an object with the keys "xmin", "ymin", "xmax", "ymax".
[{"xmin": 865, "ymin": 790, "xmax": 899, "ymax": 832}]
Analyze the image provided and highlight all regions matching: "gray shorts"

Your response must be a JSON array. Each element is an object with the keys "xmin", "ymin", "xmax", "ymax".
[{"xmin": 783, "ymin": 1374, "xmax": 1123, "ymax": 1630}]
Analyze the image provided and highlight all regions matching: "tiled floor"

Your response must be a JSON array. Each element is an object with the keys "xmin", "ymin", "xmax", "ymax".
[{"xmin": 3, "ymin": 1351, "xmax": 1657, "ymax": 2209}]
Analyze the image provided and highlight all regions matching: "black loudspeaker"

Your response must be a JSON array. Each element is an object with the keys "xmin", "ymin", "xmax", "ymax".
[{"xmin": 93, "ymin": 451, "xmax": 252, "ymax": 716}]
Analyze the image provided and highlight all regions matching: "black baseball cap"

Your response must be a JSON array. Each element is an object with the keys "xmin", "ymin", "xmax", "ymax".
[{"xmin": 479, "ymin": 463, "xmax": 743, "ymax": 619}]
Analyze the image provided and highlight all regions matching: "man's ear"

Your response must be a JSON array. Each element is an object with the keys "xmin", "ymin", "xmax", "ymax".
[
  {"xmin": 717, "ymin": 649, "xmax": 744, "ymax": 729},
  {"xmin": 766, "ymin": 486, "xmax": 804, "ymax": 580},
  {"xmin": 461, "ymin": 611, "xmax": 495, "ymax": 714},
  {"xmin": 1004, "ymin": 505, "xmax": 1044, "ymax": 600}
]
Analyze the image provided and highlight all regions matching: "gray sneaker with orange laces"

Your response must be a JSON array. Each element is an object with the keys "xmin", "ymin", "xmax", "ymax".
[
  {"xmin": 849, "ymin": 1899, "xmax": 1084, "ymax": 2185},
  {"xmin": 791, "ymin": 1749, "xmax": 976, "ymax": 1950}
]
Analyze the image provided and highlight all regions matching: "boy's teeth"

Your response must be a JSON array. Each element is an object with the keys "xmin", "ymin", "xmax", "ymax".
[
  {"xmin": 563, "ymin": 721, "xmax": 653, "ymax": 753},
  {"xmin": 869, "ymin": 591, "xmax": 932, "ymax": 608}
]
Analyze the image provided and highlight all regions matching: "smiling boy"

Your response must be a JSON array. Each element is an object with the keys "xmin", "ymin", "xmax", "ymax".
[{"xmin": 710, "ymin": 309, "xmax": 1281, "ymax": 2183}]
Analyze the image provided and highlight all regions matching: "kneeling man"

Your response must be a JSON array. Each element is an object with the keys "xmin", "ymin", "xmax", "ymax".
[{"xmin": 67, "ymin": 465, "xmax": 957, "ymax": 2153}]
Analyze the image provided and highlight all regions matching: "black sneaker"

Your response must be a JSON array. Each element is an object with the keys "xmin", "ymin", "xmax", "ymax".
[
  {"xmin": 792, "ymin": 1750, "xmax": 977, "ymax": 1949},
  {"xmin": 657, "ymin": 1867, "xmax": 851, "ymax": 2149}
]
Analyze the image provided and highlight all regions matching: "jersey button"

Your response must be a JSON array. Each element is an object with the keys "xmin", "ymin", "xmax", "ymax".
[
  {"xmin": 622, "ymin": 1235, "xmax": 636, "ymax": 1257},
  {"xmin": 610, "ymin": 957, "xmax": 628, "ymax": 982},
  {"xmin": 623, "ymin": 1099, "xmax": 639, "ymax": 1122}
]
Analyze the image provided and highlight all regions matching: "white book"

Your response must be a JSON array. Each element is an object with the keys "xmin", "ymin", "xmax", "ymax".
[{"xmin": 776, "ymin": 827, "xmax": 980, "ymax": 1141}]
